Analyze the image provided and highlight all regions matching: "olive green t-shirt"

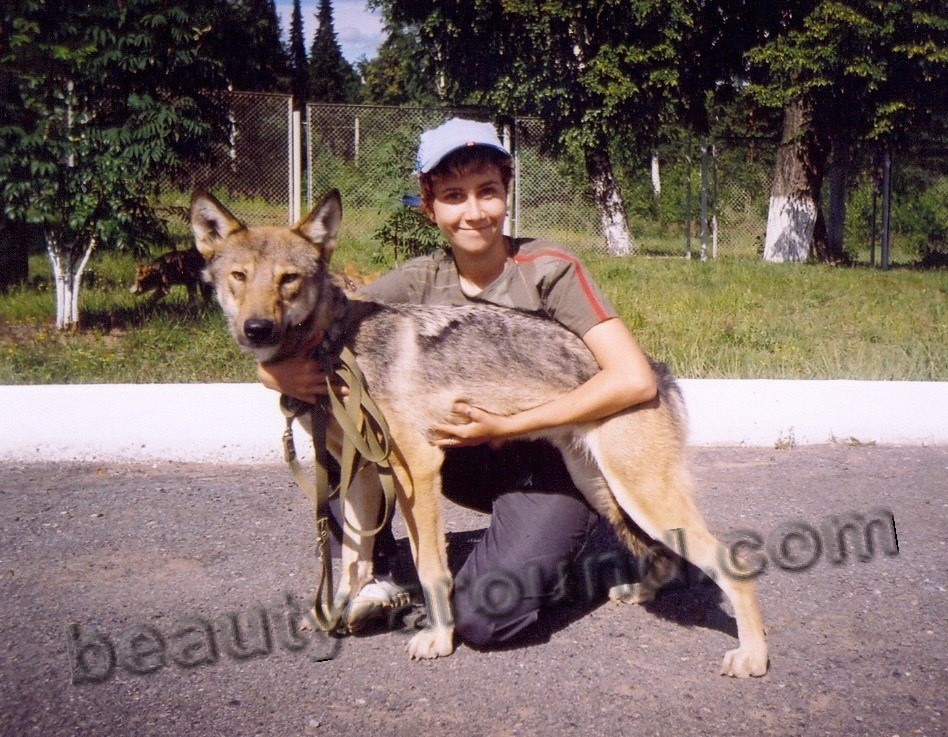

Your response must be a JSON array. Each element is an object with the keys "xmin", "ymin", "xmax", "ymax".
[{"xmin": 359, "ymin": 238, "xmax": 617, "ymax": 338}]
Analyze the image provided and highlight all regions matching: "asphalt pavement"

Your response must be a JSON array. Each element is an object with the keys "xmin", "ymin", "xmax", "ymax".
[{"xmin": 0, "ymin": 444, "xmax": 945, "ymax": 737}]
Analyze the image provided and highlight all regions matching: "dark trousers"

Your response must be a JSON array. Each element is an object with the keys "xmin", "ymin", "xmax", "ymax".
[{"xmin": 331, "ymin": 441, "xmax": 599, "ymax": 648}]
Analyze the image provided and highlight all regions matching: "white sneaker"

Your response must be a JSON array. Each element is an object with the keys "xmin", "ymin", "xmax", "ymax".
[{"xmin": 343, "ymin": 576, "xmax": 411, "ymax": 632}]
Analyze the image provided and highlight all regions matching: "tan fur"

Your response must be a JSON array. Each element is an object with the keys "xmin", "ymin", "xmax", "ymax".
[{"xmin": 191, "ymin": 189, "xmax": 769, "ymax": 677}]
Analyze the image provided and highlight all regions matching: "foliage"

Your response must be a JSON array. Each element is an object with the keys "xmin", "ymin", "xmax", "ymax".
[
  {"xmin": 289, "ymin": 0, "xmax": 309, "ymax": 103},
  {"xmin": 0, "ymin": 0, "xmax": 229, "ymax": 327},
  {"xmin": 357, "ymin": 24, "xmax": 440, "ymax": 105},
  {"xmin": 3, "ymin": 249, "xmax": 945, "ymax": 383},
  {"xmin": 202, "ymin": 0, "xmax": 291, "ymax": 92},
  {"xmin": 745, "ymin": 0, "xmax": 947, "ymax": 147},
  {"xmin": 374, "ymin": 207, "xmax": 445, "ymax": 263},
  {"xmin": 309, "ymin": 0, "xmax": 361, "ymax": 102}
]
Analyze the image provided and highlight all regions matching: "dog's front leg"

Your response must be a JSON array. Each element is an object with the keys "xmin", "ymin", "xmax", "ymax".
[{"xmin": 385, "ymin": 429, "xmax": 454, "ymax": 660}]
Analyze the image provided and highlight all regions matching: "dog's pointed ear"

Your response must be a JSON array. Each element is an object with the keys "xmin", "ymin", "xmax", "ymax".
[
  {"xmin": 295, "ymin": 189, "xmax": 342, "ymax": 263},
  {"xmin": 190, "ymin": 191, "xmax": 245, "ymax": 261}
]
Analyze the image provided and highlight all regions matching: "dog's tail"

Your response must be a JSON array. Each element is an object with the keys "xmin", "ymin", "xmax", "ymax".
[{"xmin": 601, "ymin": 503, "xmax": 655, "ymax": 560}]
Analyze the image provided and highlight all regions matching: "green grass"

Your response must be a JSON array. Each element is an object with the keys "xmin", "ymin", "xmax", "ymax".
[
  {"xmin": 583, "ymin": 254, "xmax": 946, "ymax": 379},
  {"xmin": 1, "ymin": 240, "xmax": 945, "ymax": 384}
]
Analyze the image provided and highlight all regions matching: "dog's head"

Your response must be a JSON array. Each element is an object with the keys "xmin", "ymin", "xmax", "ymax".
[
  {"xmin": 129, "ymin": 263, "xmax": 162, "ymax": 295},
  {"xmin": 190, "ymin": 189, "xmax": 342, "ymax": 363}
]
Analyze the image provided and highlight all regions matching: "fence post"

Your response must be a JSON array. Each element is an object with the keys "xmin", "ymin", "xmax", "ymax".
[
  {"xmin": 503, "ymin": 121, "xmax": 518, "ymax": 238},
  {"xmin": 880, "ymin": 144, "xmax": 892, "ymax": 270},
  {"xmin": 306, "ymin": 103, "xmax": 313, "ymax": 211},
  {"xmin": 711, "ymin": 142, "xmax": 719, "ymax": 259},
  {"xmin": 684, "ymin": 135, "xmax": 693, "ymax": 259},
  {"xmin": 699, "ymin": 137, "xmax": 709, "ymax": 261},
  {"xmin": 290, "ymin": 103, "xmax": 302, "ymax": 224},
  {"xmin": 354, "ymin": 116, "xmax": 360, "ymax": 167}
]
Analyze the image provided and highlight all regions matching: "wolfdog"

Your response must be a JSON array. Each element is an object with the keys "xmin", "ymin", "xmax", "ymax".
[
  {"xmin": 191, "ymin": 189, "xmax": 769, "ymax": 677},
  {"xmin": 130, "ymin": 247, "xmax": 212, "ymax": 304}
]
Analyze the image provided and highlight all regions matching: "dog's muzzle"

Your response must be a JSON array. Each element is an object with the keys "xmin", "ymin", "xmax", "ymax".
[{"xmin": 243, "ymin": 318, "xmax": 279, "ymax": 345}]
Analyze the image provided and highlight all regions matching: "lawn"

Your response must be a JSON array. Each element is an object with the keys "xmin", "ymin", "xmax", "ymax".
[{"xmin": 1, "ymin": 236, "xmax": 945, "ymax": 384}]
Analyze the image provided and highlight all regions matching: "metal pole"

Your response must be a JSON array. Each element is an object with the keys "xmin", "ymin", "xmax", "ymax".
[
  {"xmin": 881, "ymin": 145, "xmax": 892, "ymax": 270},
  {"xmin": 306, "ymin": 103, "xmax": 313, "ymax": 211},
  {"xmin": 711, "ymin": 141, "xmax": 719, "ymax": 259},
  {"xmin": 287, "ymin": 98, "xmax": 294, "ymax": 224},
  {"xmin": 291, "ymin": 107, "xmax": 302, "ymax": 224},
  {"xmin": 354, "ymin": 116, "xmax": 360, "ymax": 167},
  {"xmin": 699, "ymin": 137, "xmax": 709, "ymax": 261},
  {"xmin": 502, "ymin": 122, "xmax": 512, "ymax": 237},
  {"xmin": 684, "ymin": 135, "xmax": 693, "ymax": 259},
  {"xmin": 870, "ymin": 176, "xmax": 877, "ymax": 267}
]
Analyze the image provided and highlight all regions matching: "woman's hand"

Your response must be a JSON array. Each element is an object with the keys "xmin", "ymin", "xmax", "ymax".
[
  {"xmin": 430, "ymin": 402, "xmax": 515, "ymax": 447},
  {"xmin": 430, "ymin": 318, "xmax": 658, "ymax": 447},
  {"xmin": 256, "ymin": 357, "xmax": 345, "ymax": 404}
]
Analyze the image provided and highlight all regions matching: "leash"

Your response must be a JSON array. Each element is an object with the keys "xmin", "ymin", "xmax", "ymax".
[{"xmin": 280, "ymin": 345, "xmax": 398, "ymax": 632}]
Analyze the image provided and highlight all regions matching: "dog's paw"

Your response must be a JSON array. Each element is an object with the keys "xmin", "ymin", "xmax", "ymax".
[
  {"xmin": 608, "ymin": 582, "xmax": 656, "ymax": 605},
  {"xmin": 720, "ymin": 644, "xmax": 769, "ymax": 678},
  {"xmin": 406, "ymin": 626, "xmax": 454, "ymax": 660}
]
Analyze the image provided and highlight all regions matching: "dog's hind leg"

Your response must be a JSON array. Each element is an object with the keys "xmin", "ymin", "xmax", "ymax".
[
  {"xmin": 554, "ymin": 437, "xmax": 669, "ymax": 603},
  {"xmin": 584, "ymin": 416, "xmax": 769, "ymax": 678},
  {"xmin": 381, "ymin": 416, "xmax": 454, "ymax": 660}
]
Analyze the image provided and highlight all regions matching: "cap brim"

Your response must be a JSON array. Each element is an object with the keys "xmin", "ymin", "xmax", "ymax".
[{"xmin": 417, "ymin": 142, "xmax": 511, "ymax": 174}]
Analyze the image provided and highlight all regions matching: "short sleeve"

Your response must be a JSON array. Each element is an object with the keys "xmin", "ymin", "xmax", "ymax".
[
  {"xmin": 512, "ymin": 243, "xmax": 618, "ymax": 337},
  {"xmin": 357, "ymin": 265, "xmax": 415, "ymax": 303}
]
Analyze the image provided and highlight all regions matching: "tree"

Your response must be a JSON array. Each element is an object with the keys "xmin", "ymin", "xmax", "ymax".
[
  {"xmin": 0, "ymin": 0, "xmax": 228, "ymax": 329},
  {"xmin": 289, "ymin": 0, "xmax": 309, "ymax": 105},
  {"xmin": 203, "ymin": 0, "xmax": 291, "ymax": 92},
  {"xmin": 375, "ymin": 1, "xmax": 702, "ymax": 256},
  {"xmin": 309, "ymin": 0, "xmax": 361, "ymax": 102},
  {"xmin": 748, "ymin": 1, "xmax": 947, "ymax": 263},
  {"xmin": 358, "ymin": 24, "xmax": 439, "ymax": 106}
]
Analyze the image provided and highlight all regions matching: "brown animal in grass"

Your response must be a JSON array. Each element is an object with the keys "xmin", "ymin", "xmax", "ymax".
[{"xmin": 130, "ymin": 248, "xmax": 212, "ymax": 304}]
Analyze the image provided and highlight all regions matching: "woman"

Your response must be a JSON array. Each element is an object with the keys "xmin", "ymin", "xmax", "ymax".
[{"xmin": 258, "ymin": 118, "xmax": 657, "ymax": 647}]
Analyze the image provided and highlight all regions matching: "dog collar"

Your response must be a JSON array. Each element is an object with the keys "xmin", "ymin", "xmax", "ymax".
[{"xmin": 298, "ymin": 329, "xmax": 325, "ymax": 359}]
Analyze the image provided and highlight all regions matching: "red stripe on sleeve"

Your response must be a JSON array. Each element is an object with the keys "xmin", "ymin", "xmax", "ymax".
[{"xmin": 513, "ymin": 249, "xmax": 611, "ymax": 322}]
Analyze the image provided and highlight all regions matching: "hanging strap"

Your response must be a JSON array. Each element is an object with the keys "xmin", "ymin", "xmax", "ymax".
[{"xmin": 281, "ymin": 346, "xmax": 398, "ymax": 632}]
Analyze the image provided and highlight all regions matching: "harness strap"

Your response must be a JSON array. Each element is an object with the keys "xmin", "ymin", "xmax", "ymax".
[{"xmin": 281, "ymin": 346, "xmax": 398, "ymax": 632}]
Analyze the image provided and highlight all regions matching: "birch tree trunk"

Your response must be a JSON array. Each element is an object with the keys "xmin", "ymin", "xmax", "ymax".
[
  {"xmin": 651, "ymin": 148, "xmax": 661, "ymax": 199},
  {"xmin": 47, "ymin": 234, "xmax": 95, "ymax": 330},
  {"xmin": 762, "ymin": 100, "xmax": 829, "ymax": 263},
  {"xmin": 584, "ymin": 144, "xmax": 635, "ymax": 256}
]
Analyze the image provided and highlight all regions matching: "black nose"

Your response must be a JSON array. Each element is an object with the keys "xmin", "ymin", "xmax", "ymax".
[{"xmin": 243, "ymin": 318, "xmax": 276, "ymax": 344}]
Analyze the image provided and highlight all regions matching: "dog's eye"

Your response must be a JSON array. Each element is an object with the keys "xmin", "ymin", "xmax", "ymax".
[
  {"xmin": 230, "ymin": 270, "xmax": 246, "ymax": 282},
  {"xmin": 280, "ymin": 273, "xmax": 300, "ymax": 287}
]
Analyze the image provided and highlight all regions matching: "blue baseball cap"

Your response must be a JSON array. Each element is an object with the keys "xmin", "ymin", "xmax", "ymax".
[{"xmin": 415, "ymin": 118, "xmax": 511, "ymax": 174}]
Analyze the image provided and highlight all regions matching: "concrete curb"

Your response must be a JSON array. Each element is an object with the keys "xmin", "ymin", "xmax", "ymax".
[{"xmin": 1, "ymin": 380, "xmax": 945, "ymax": 463}]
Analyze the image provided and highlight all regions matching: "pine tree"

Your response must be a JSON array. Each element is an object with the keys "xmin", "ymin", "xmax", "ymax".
[
  {"xmin": 289, "ymin": 0, "xmax": 309, "ymax": 104},
  {"xmin": 246, "ymin": 0, "xmax": 291, "ymax": 91},
  {"xmin": 309, "ymin": 0, "xmax": 360, "ymax": 102}
]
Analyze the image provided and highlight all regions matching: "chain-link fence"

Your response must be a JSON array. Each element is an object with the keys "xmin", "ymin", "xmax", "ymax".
[
  {"xmin": 156, "ymin": 92, "xmax": 782, "ymax": 259},
  {"xmin": 159, "ymin": 91, "xmax": 294, "ymax": 228}
]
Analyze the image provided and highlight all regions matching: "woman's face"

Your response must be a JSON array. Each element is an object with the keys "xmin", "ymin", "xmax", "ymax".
[{"xmin": 427, "ymin": 164, "xmax": 508, "ymax": 259}]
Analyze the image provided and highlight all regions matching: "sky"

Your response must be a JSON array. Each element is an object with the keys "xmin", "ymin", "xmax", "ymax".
[{"xmin": 275, "ymin": 1, "xmax": 385, "ymax": 64}]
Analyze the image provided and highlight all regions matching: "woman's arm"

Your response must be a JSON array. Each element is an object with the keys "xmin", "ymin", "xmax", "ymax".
[{"xmin": 431, "ymin": 317, "xmax": 657, "ymax": 447}]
